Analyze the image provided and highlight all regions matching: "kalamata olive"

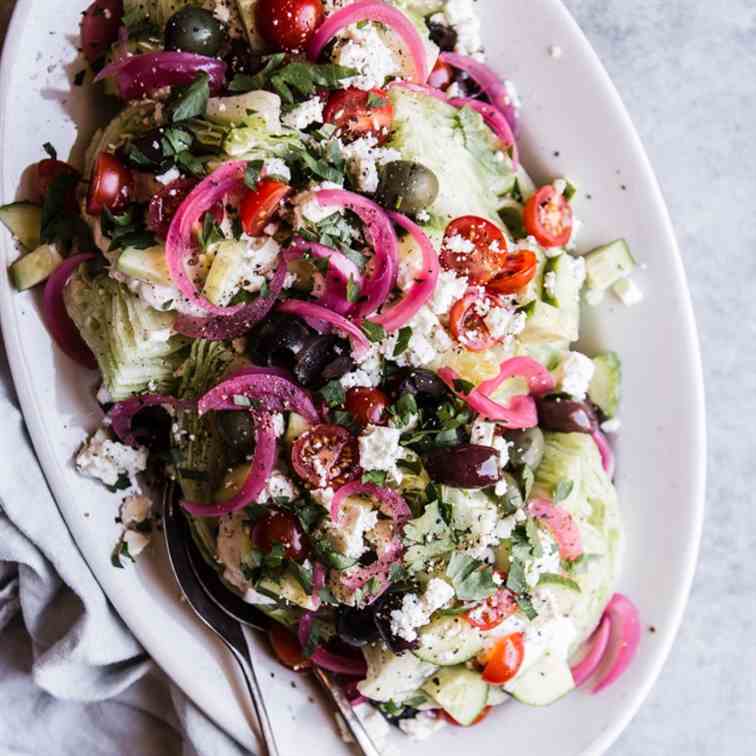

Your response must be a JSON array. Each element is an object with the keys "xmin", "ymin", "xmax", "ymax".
[
  {"xmin": 321, "ymin": 354, "xmax": 355, "ymax": 382},
  {"xmin": 336, "ymin": 605, "xmax": 381, "ymax": 648},
  {"xmin": 388, "ymin": 368, "xmax": 448, "ymax": 407},
  {"xmin": 373, "ymin": 591, "xmax": 420, "ymax": 653},
  {"xmin": 164, "ymin": 6, "xmax": 227, "ymax": 57},
  {"xmin": 216, "ymin": 411, "xmax": 254, "ymax": 457},
  {"xmin": 426, "ymin": 20, "xmax": 458, "ymax": 52},
  {"xmin": 294, "ymin": 335, "xmax": 340, "ymax": 387},
  {"xmin": 224, "ymin": 37, "xmax": 266, "ymax": 78},
  {"xmin": 423, "ymin": 444, "xmax": 500, "ymax": 489},
  {"xmin": 376, "ymin": 161, "xmax": 440, "ymax": 215},
  {"xmin": 131, "ymin": 405, "xmax": 173, "ymax": 453},
  {"xmin": 503, "ymin": 427, "xmax": 545, "ymax": 469},
  {"xmin": 120, "ymin": 129, "xmax": 175, "ymax": 173},
  {"xmin": 249, "ymin": 315, "xmax": 313, "ymax": 370},
  {"xmin": 536, "ymin": 397, "xmax": 598, "ymax": 434}
]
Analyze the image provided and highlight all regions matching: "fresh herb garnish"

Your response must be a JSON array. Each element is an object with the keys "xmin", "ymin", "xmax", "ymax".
[
  {"xmin": 393, "ymin": 326, "xmax": 412, "ymax": 357},
  {"xmin": 319, "ymin": 380, "xmax": 345, "ymax": 408},
  {"xmin": 553, "ymin": 479, "xmax": 574, "ymax": 504},
  {"xmin": 362, "ymin": 470, "xmax": 387, "ymax": 487},
  {"xmin": 361, "ymin": 321, "xmax": 386, "ymax": 343},
  {"xmin": 244, "ymin": 159, "xmax": 265, "ymax": 190},
  {"xmin": 446, "ymin": 553, "xmax": 497, "ymax": 601},
  {"xmin": 170, "ymin": 72, "xmax": 210, "ymax": 123}
]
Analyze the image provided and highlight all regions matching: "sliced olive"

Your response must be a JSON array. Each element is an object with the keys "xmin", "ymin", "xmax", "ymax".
[
  {"xmin": 216, "ymin": 411, "xmax": 254, "ymax": 456},
  {"xmin": 423, "ymin": 444, "xmax": 500, "ymax": 489},
  {"xmin": 294, "ymin": 335, "xmax": 340, "ymax": 388},
  {"xmin": 536, "ymin": 397, "xmax": 598, "ymax": 434},
  {"xmin": 376, "ymin": 161, "xmax": 439, "ymax": 215},
  {"xmin": 249, "ymin": 314, "xmax": 313, "ymax": 370},
  {"xmin": 426, "ymin": 20, "xmax": 458, "ymax": 52},
  {"xmin": 504, "ymin": 427, "xmax": 545, "ymax": 469},
  {"xmin": 388, "ymin": 367, "xmax": 448, "ymax": 407},
  {"xmin": 336, "ymin": 605, "xmax": 381, "ymax": 648},
  {"xmin": 164, "ymin": 7, "xmax": 226, "ymax": 57}
]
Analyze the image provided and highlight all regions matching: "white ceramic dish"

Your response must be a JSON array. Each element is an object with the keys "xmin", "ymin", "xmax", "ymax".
[{"xmin": 0, "ymin": 1, "xmax": 706, "ymax": 754}]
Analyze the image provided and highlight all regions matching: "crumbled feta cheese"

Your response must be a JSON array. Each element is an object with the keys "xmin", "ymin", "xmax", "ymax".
[
  {"xmin": 601, "ymin": 417, "xmax": 622, "ymax": 434},
  {"xmin": 446, "ymin": 488, "xmax": 514, "ymax": 560},
  {"xmin": 613, "ymin": 277, "xmax": 644, "ymax": 306},
  {"xmin": 430, "ymin": 270, "xmax": 468, "ymax": 316},
  {"xmin": 444, "ymin": 233, "xmax": 475, "ymax": 254},
  {"xmin": 524, "ymin": 530, "xmax": 562, "ymax": 588},
  {"xmin": 443, "ymin": 0, "xmax": 483, "ymax": 56},
  {"xmin": 554, "ymin": 351, "xmax": 595, "ymax": 400},
  {"xmin": 342, "ymin": 344, "xmax": 383, "ymax": 388},
  {"xmin": 75, "ymin": 428, "xmax": 148, "ymax": 490},
  {"xmin": 585, "ymin": 287, "xmax": 605, "ymax": 307},
  {"xmin": 359, "ymin": 425, "xmax": 405, "ymax": 483},
  {"xmin": 120, "ymin": 494, "xmax": 151, "ymax": 526},
  {"xmin": 543, "ymin": 270, "xmax": 557, "ymax": 299},
  {"xmin": 122, "ymin": 530, "xmax": 150, "ymax": 558},
  {"xmin": 389, "ymin": 578, "xmax": 455, "ymax": 642},
  {"xmin": 484, "ymin": 305, "xmax": 520, "ymax": 340},
  {"xmin": 399, "ymin": 713, "xmax": 447, "ymax": 740},
  {"xmin": 238, "ymin": 235, "xmax": 281, "ymax": 294},
  {"xmin": 416, "ymin": 209, "xmax": 430, "ymax": 223},
  {"xmin": 470, "ymin": 418, "xmax": 496, "ymax": 447},
  {"xmin": 282, "ymin": 97, "xmax": 325, "ymax": 131},
  {"xmin": 380, "ymin": 306, "xmax": 452, "ymax": 368},
  {"xmin": 339, "ymin": 136, "xmax": 401, "ymax": 194},
  {"xmin": 257, "ymin": 470, "xmax": 298, "ymax": 504},
  {"xmin": 323, "ymin": 498, "xmax": 379, "ymax": 559},
  {"xmin": 272, "ymin": 413, "xmax": 286, "ymax": 438},
  {"xmin": 334, "ymin": 23, "xmax": 400, "ymax": 90},
  {"xmin": 263, "ymin": 158, "xmax": 291, "ymax": 182},
  {"xmin": 96, "ymin": 384, "xmax": 112, "ymax": 405},
  {"xmin": 156, "ymin": 167, "xmax": 181, "ymax": 185}
]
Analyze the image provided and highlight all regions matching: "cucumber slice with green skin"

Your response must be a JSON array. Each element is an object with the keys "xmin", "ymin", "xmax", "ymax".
[
  {"xmin": 0, "ymin": 202, "xmax": 42, "ymax": 251},
  {"xmin": 203, "ymin": 240, "xmax": 248, "ymax": 306},
  {"xmin": 584, "ymin": 239, "xmax": 636, "ymax": 293},
  {"xmin": 285, "ymin": 412, "xmax": 311, "ymax": 443},
  {"xmin": 117, "ymin": 246, "xmax": 172, "ymax": 286},
  {"xmin": 421, "ymin": 665, "xmax": 488, "ymax": 725},
  {"xmin": 543, "ymin": 252, "xmax": 583, "ymax": 310},
  {"xmin": 508, "ymin": 652, "xmax": 575, "ymax": 706},
  {"xmin": 521, "ymin": 300, "xmax": 578, "ymax": 346},
  {"xmin": 10, "ymin": 244, "xmax": 63, "ymax": 290},
  {"xmin": 413, "ymin": 614, "xmax": 484, "ymax": 666},
  {"xmin": 588, "ymin": 352, "xmax": 622, "ymax": 418}
]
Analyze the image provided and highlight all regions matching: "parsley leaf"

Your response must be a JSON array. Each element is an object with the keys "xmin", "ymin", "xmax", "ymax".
[
  {"xmin": 393, "ymin": 326, "xmax": 412, "ymax": 357},
  {"xmin": 198, "ymin": 211, "xmax": 224, "ymax": 250},
  {"xmin": 362, "ymin": 321, "xmax": 386, "ymax": 343},
  {"xmin": 346, "ymin": 274, "xmax": 361, "ymax": 303},
  {"xmin": 244, "ymin": 159, "xmax": 265, "ymax": 190},
  {"xmin": 453, "ymin": 378, "xmax": 475, "ymax": 396},
  {"xmin": 170, "ymin": 72, "xmax": 210, "ymax": 123},
  {"xmin": 553, "ymin": 479, "xmax": 574, "ymax": 504},
  {"xmin": 538, "ymin": 573, "xmax": 581, "ymax": 592},
  {"xmin": 362, "ymin": 470, "xmax": 387, "ymax": 487},
  {"xmin": 319, "ymin": 379, "xmax": 345, "ymax": 408},
  {"xmin": 367, "ymin": 92, "xmax": 388, "ymax": 108},
  {"xmin": 446, "ymin": 553, "xmax": 497, "ymax": 601},
  {"xmin": 505, "ymin": 558, "xmax": 528, "ymax": 594}
]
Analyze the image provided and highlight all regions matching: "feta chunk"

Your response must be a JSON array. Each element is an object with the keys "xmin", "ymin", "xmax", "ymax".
[
  {"xmin": 554, "ymin": 351, "xmax": 595, "ymax": 400},
  {"xmin": 256, "ymin": 470, "xmax": 298, "ymax": 504},
  {"xmin": 380, "ymin": 306, "xmax": 452, "ymax": 368},
  {"xmin": 613, "ymin": 277, "xmax": 644, "ymax": 306},
  {"xmin": 120, "ymin": 494, "xmax": 151, "ymax": 526},
  {"xmin": 340, "ymin": 136, "xmax": 401, "ymax": 194},
  {"xmin": 334, "ymin": 23, "xmax": 400, "ymax": 90},
  {"xmin": 282, "ymin": 97, "xmax": 325, "ymax": 131},
  {"xmin": 323, "ymin": 497, "xmax": 379, "ymax": 559},
  {"xmin": 262, "ymin": 158, "xmax": 291, "ymax": 182},
  {"xmin": 470, "ymin": 418, "xmax": 496, "ymax": 447},
  {"xmin": 523, "ymin": 530, "xmax": 562, "ymax": 588},
  {"xmin": 75, "ymin": 428, "xmax": 148, "ymax": 490},
  {"xmin": 441, "ymin": 0, "xmax": 483, "ymax": 56},
  {"xmin": 389, "ymin": 578, "xmax": 455, "ymax": 642},
  {"xmin": 601, "ymin": 417, "xmax": 622, "ymax": 434},
  {"xmin": 399, "ymin": 713, "xmax": 447, "ymax": 740},
  {"xmin": 430, "ymin": 270, "xmax": 469, "ymax": 316},
  {"xmin": 359, "ymin": 425, "xmax": 405, "ymax": 483}
]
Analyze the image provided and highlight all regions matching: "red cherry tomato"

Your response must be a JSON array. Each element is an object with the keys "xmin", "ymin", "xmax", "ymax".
[
  {"xmin": 80, "ymin": 0, "xmax": 124, "ymax": 64},
  {"xmin": 465, "ymin": 589, "xmax": 518, "ymax": 631},
  {"xmin": 345, "ymin": 387, "xmax": 388, "ymax": 427},
  {"xmin": 146, "ymin": 177, "xmax": 198, "ymax": 238},
  {"xmin": 428, "ymin": 59, "xmax": 454, "ymax": 91},
  {"xmin": 239, "ymin": 178, "xmax": 291, "ymax": 236},
  {"xmin": 442, "ymin": 706, "xmax": 493, "ymax": 727},
  {"xmin": 440, "ymin": 216, "xmax": 509, "ymax": 285},
  {"xmin": 291, "ymin": 424, "xmax": 361, "ymax": 488},
  {"xmin": 523, "ymin": 185, "xmax": 574, "ymax": 248},
  {"xmin": 269, "ymin": 623, "xmax": 312, "ymax": 671},
  {"xmin": 256, "ymin": 0, "xmax": 325, "ymax": 51},
  {"xmin": 34, "ymin": 159, "xmax": 80, "ymax": 203},
  {"xmin": 323, "ymin": 88, "xmax": 394, "ymax": 144},
  {"xmin": 252, "ymin": 508, "xmax": 310, "ymax": 561},
  {"xmin": 486, "ymin": 250, "xmax": 538, "ymax": 295},
  {"xmin": 86, "ymin": 152, "xmax": 134, "ymax": 216},
  {"xmin": 481, "ymin": 632, "xmax": 525, "ymax": 685},
  {"xmin": 449, "ymin": 288, "xmax": 509, "ymax": 352}
]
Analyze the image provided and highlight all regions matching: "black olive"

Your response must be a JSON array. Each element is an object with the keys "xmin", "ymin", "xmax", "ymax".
[
  {"xmin": 423, "ymin": 444, "xmax": 500, "ymax": 489},
  {"xmin": 294, "ymin": 335, "xmax": 340, "ymax": 388},
  {"xmin": 388, "ymin": 368, "xmax": 449, "ymax": 407},
  {"xmin": 321, "ymin": 354, "xmax": 356, "ymax": 382},
  {"xmin": 119, "ymin": 129, "xmax": 176, "ymax": 173},
  {"xmin": 376, "ymin": 161, "xmax": 440, "ymax": 215},
  {"xmin": 336, "ymin": 605, "xmax": 381, "ymax": 648},
  {"xmin": 248, "ymin": 315, "xmax": 314, "ymax": 371},
  {"xmin": 426, "ymin": 20, "xmax": 458, "ymax": 52},
  {"xmin": 503, "ymin": 427, "xmax": 545, "ymax": 469},
  {"xmin": 216, "ymin": 411, "xmax": 254, "ymax": 459},
  {"xmin": 223, "ymin": 37, "xmax": 266, "ymax": 78},
  {"xmin": 373, "ymin": 591, "xmax": 420, "ymax": 654},
  {"xmin": 536, "ymin": 397, "xmax": 598, "ymax": 434},
  {"xmin": 131, "ymin": 405, "xmax": 173, "ymax": 453},
  {"xmin": 164, "ymin": 7, "xmax": 227, "ymax": 57}
]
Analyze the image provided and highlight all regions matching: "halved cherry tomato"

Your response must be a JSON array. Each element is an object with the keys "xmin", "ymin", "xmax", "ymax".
[
  {"xmin": 323, "ymin": 88, "xmax": 394, "ymax": 144},
  {"xmin": 80, "ymin": 0, "xmax": 124, "ymax": 64},
  {"xmin": 523, "ymin": 185, "xmax": 573, "ymax": 248},
  {"xmin": 345, "ymin": 387, "xmax": 388, "ymax": 427},
  {"xmin": 449, "ymin": 288, "xmax": 508, "ymax": 352},
  {"xmin": 291, "ymin": 424, "xmax": 361, "ymax": 488},
  {"xmin": 269, "ymin": 623, "xmax": 312, "ymax": 671},
  {"xmin": 481, "ymin": 632, "xmax": 525, "ymax": 685},
  {"xmin": 256, "ymin": 0, "xmax": 324, "ymax": 52},
  {"xmin": 428, "ymin": 59, "xmax": 454, "ymax": 91},
  {"xmin": 86, "ymin": 152, "xmax": 133, "ymax": 216},
  {"xmin": 146, "ymin": 177, "xmax": 198, "ymax": 238},
  {"xmin": 486, "ymin": 250, "xmax": 538, "ymax": 294},
  {"xmin": 465, "ymin": 589, "xmax": 518, "ymax": 631},
  {"xmin": 240, "ymin": 178, "xmax": 291, "ymax": 236},
  {"xmin": 252, "ymin": 508, "xmax": 310, "ymax": 561},
  {"xmin": 440, "ymin": 216, "xmax": 509, "ymax": 285},
  {"xmin": 34, "ymin": 159, "xmax": 80, "ymax": 203},
  {"xmin": 442, "ymin": 706, "xmax": 493, "ymax": 727}
]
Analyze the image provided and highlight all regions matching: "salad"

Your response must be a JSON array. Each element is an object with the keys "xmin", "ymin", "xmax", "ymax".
[{"xmin": 1, "ymin": 0, "xmax": 645, "ymax": 745}]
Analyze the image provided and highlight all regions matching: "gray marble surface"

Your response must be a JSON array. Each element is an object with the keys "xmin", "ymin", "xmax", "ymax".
[
  {"xmin": 563, "ymin": 1, "xmax": 756, "ymax": 753},
  {"xmin": 0, "ymin": 0, "xmax": 753, "ymax": 753}
]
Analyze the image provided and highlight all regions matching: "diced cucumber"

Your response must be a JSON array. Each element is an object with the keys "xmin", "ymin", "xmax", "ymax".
[
  {"xmin": 285, "ymin": 412, "xmax": 311, "ymax": 443},
  {"xmin": 521, "ymin": 300, "xmax": 578, "ymax": 346},
  {"xmin": 584, "ymin": 239, "xmax": 636, "ymax": 293},
  {"xmin": 414, "ymin": 614, "xmax": 484, "ymax": 666},
  {"xmin": 257, "ymin": 571, "xmax": 318, "ymax": 611},
  {"xmin": 117, "ymin": 245, "xmax": 172, "ymax": 286},
  {"xmin": 543, "ymin": 253, "xmax": 583, "ymax": 310},
  {"xmin": 0, "ymin": 202, "xmax": 42, "ymax": 251},
  {"xmin": 207, "ymin": 91, "xmax": 281, "ymax": 131},
  {"xmin": 612, "ymin": 277, "xmax": 644, "ymax": 306},
  {"xmin": 203, "ymin": 240, "xmax": 248, "ymax": 306},
  {"xmin": 588, "ymin": 352, "xmax": 622, "ymax": 418},
  {"xmin": 9, "ymin": 244, "xmax": 63, "ymax": 290},
  {"xmin": 360, "ymin": 644, "xmax": 438, "ymax": 703},
  {"xmin": 508, "ymin": 652, "xmax": 575, "ymax": 706},
  {"xmin": 421, "ymin": 665, "xmax": 488, "ymax": 725}
]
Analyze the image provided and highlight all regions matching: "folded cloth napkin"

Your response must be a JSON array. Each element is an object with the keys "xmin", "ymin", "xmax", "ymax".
[{"xmin": 0, "ymin": 344, "xmax": 248, "ymax": 756}]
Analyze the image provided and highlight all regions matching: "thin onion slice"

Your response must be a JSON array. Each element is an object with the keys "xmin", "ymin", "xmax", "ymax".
[
  {"xmin": 298, "ymin": 612, "xmax": 368, "ymax": 677},
  {"xmin": 592, "ymin": 593, "xmax": 641, "ymax": 694},
  {"xmin": 528, "ymin": 498, "xmax": 583, "ymax": 561},
  {"xmin": 571, "ymin": 614, "xmax": 611, "ymax": 688},
  {"xmin": 330, "ymin": 480, "xmax": 411, "ymax": 524},
  {"xmin": 315, "ymin": 189, "xmax": 398, "ymax": 318},
  {"xmin": 308, "ymin": 0, "xmax": 429, "ymax": 83},
  {"xmin": 311, "ymin": 562, "xmax": 327, "ymax": 610},
  {"xmin": 388, "ymin": 80, "xmax": 448, "ymax": 102},
  {"xmin": 277, "ymin": 300, "xmax": 371, "ymax": 360},
  {"xmin": 370, "ymin": 211, "xmax": 439, "ymax": 332},
  {"xmin": 448, "ymin": 96, "xmax": 519, "ymax": 169},
  {"xmin": 439, "ymin": 52, "xmax": 520, "ymax": 136},
  {"xmin": 591, "ymin": 430, "xmax": 616, "ymax": 479},
  {"xmin": 180, "ymin": 409, "xmax": 276, "ymax": 518},
  {"xmin": 42, "ymin": 253, "xmax": 98, "ymax": 370},
  {"xmin": 96, "ymin": 51, "xmax": 226, "ymax": 100},
  {"xmin": 477, "ymin": 356, "xmax": 556, "ymax": 398},
  {"xmin": 110, "ymin": 394, "xmax": 193, "ymax": 447}
]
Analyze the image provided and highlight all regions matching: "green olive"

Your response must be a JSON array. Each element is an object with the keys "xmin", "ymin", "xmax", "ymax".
[
  {"xmin": 504, "ymin": 427, "xmax": 545, "ymax": 470},
  {"xmin": 164, "ymin": 7, "xmax": 227, "ymax": 57},
  {"xmin": 375, "ymin": 161, "xmax": 439, "ymax": 215},
  {"xmin": 216, "ymin": 411, "xmax": 254, "ymax": 456}
]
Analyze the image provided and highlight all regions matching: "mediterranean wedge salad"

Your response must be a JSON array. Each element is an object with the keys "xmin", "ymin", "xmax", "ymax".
[{"xmin": 1, "ymin": 0, "xmax": 645, "ymax": 745}]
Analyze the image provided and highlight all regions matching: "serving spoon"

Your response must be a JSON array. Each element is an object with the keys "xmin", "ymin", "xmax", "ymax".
[{"xmin": 162, "ymin": 485, "xmax": 382, "ymax": 756}]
